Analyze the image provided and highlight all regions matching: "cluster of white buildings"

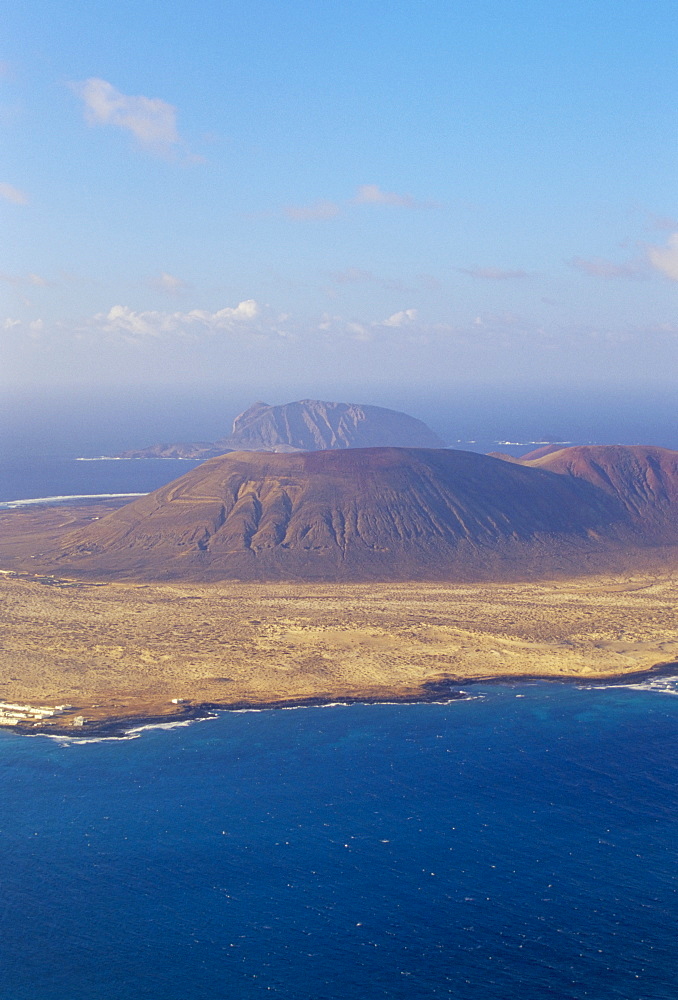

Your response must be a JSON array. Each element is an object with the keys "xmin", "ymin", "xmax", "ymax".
[{"xmin": 0, "ymin": 702, "xmax": 75, "ymax": 727}]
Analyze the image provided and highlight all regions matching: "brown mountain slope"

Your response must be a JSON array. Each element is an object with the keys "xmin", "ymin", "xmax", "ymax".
[{"xmin": 32, "ymin": 446, "xmax": 670, "ymax": 583}]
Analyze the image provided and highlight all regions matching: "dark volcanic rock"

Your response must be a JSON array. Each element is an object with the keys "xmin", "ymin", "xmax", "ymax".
[{"xmin": 38, "ymin": 445, "xmax": 678, "ymax": 583}]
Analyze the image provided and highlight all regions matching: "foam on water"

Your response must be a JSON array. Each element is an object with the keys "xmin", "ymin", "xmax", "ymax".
[
  {"xmin": 0, "ymin": 492, "xmax": 147, "ymax": 508},
  {"xmin": 579, "ymin": 676, "xmax": 678, "ymax": 696},
  {"xmin": 25, "ymin": 713, "xmax": 220, "ymax": 745}
]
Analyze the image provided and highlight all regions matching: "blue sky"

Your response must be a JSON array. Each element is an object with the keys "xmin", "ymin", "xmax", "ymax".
[{"xmin": 1, "ymin": 0, "xmax": 677, "ymax": 397}]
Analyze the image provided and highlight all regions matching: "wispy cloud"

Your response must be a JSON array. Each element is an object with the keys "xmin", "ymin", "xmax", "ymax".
[
  {"xmin": 570, "ymin": 256, "xmax": 645, "ymax": 279},
  {"xmin": 284, "ymin": 183, "xmax": 433, "ymax": 221},
  {"xmin": 332, "ymin": 267, "xmax": 378, "ymax": 284},
  {"xmin": 458, "ymin": 266, "xmax": 529, "ymax": 280},
  {"xmin": 151, "ymin": 272, "xmax": 188, "ymax": 295},
  {"xmin": 649, "ymin": 214, "xmax": 678, "ymax": 231},
  {"xmin": 283, "ymin": 199, "xmax": 340, "ymax": 221},
  {"xmin": 70, "ymin": 78, "xmax": 188, "ymax": 157},
  {"xmin": 330, "ymin": 268, "xmax": 441, "ymax": 293},
  {"xmin": 0, "ymin": 182, "xmax": 28, "ymax": 205},
  {"xmin": 0, "ymin": 272, "xmax": 48, "ymax": 287},
  {"xmin": 0, "ymin": 271, "xmax": 49, "ymax": 307},
  {"xmin": 352, "ymin": 184, "xmax": 417, "ymax": 208},
  {"xmin": 648, "ymin": 233, "xmax": 678, "ymax": 281}
]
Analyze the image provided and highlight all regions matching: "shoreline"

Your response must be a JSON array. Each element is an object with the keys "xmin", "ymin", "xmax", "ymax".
[
  {"xmin": 2, "ymin": 569, "xmax": 678, "ymax": 741},
  {"xmin": 8, "ymin": 662, "xmax": 678, "ymax": 740}
]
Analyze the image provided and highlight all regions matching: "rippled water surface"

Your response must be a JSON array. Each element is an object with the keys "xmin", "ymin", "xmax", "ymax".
[{"xmin": 1, "ymin": 686, "xmax": 676, "ymax": 999}]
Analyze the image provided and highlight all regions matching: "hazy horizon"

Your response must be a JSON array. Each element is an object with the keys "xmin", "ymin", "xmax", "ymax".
[{"xmin": 3, "ymin": 381, "xmax": 678, "ymax": 460}]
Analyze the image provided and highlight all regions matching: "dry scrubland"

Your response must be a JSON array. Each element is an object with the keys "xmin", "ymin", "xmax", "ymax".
[{"xmin": 1, "ymin": 570, "xmax": 677, "ymax": 728}]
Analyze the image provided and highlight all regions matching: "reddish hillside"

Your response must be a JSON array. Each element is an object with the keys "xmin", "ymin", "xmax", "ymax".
[
  {"xmin": 523, "ymin": 445, "xmax": 678, "ymax": 525},
  {"xmin": 518, "ymin": 444, "xmax": 570, "ymax": 461}
]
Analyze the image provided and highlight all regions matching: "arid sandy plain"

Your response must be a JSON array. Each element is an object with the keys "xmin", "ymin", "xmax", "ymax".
[
  {"xmin": 1, "ymin": 500, "xmax": 677, "ymax": 732},
  {"xmin": 2, "ymin": 566, "xmax": 677, "ymax": 732}
]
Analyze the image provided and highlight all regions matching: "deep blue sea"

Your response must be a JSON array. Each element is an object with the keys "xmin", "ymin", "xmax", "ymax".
[
  {"xmin": 1, "ymin": 690, "xmax": 677, "ymax": 1000},
  {"xmin": 0, "ymin": 439, "xmax": 676, "ymax": 999}
]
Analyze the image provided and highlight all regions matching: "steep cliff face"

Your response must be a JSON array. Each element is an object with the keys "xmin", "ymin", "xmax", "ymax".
[
  {"xmin": 38, "ymin": 444, "xmax": 678, "ymax": 583},
  {"xmin": 118, "ymin": 399, "xmax": 445, "ymax": 458},
  {"xmin": 218, "ymin": 399, "xmax": 445, "ymax": 451}
]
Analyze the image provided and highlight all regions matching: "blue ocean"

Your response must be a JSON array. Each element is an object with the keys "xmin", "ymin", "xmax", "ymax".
[
  {"xmin": 1, "ymin": 689, "xmax": 677, "ymax": 1000},
  {"xmin": 0, "ymin": 423, "xmax": 676, "ymax": 999}
]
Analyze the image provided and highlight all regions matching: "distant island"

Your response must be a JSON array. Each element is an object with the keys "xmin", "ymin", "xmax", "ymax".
[{"xmin": 114, "ymin": 398, "xmax": 445, "ymax": 459}]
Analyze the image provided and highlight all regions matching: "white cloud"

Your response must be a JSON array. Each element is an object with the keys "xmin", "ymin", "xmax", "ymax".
[
  {"xmin": 648, "ymin": 234, "xmax": 678, "ymax": 281},
  {"xmin": 283, "ymin": 200, "xmax": 340, "ymax": 221},
  {"xmin": 346, "ymin": 322, "xmax": 371, "ymax": 341},
  {"xmin": 353, "ymin": 184, "xmax": 416, "ymax": 207},
  {"xmin": 94, "ymin": 300, "xmax": 260, "ymax": 340},
  {"xmin": 570, "ymin": 257, "xmax": 645, "ymax": 279},
  {"xmin": 380, "ymin": 308, "xmax": 418, "ymax": 328},
  {"xmin": 459, "ymin": 266, "xmax": 529, "ymax": 280},
  {"xmin": 0, "ymin": 182, "xmax": 28, "ymax": 205},
  {"xmin": 71, "ymin": 78, "xmax": 182, "ymax": 155},
  {"xmin": 152, "ymin": 272, "xmax": 187, "ymax": 295},
  {"xmin": 207, "ymin": 300, "xmax": 259, "ymax": 320}
]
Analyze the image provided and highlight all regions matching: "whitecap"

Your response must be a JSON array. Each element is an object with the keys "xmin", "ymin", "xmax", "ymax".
[{"xmin": 577, "ymin": 676, "xmax": 678, "ymax": 696}]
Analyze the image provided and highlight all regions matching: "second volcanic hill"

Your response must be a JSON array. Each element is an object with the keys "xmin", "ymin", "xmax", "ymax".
[
  {"xmin": 520, "ymin": 445, "xmax": 678, "ymax": 520},
  {"xmin": 36, "ymin": 445, "xmax": 678, "ymax": 582}
]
